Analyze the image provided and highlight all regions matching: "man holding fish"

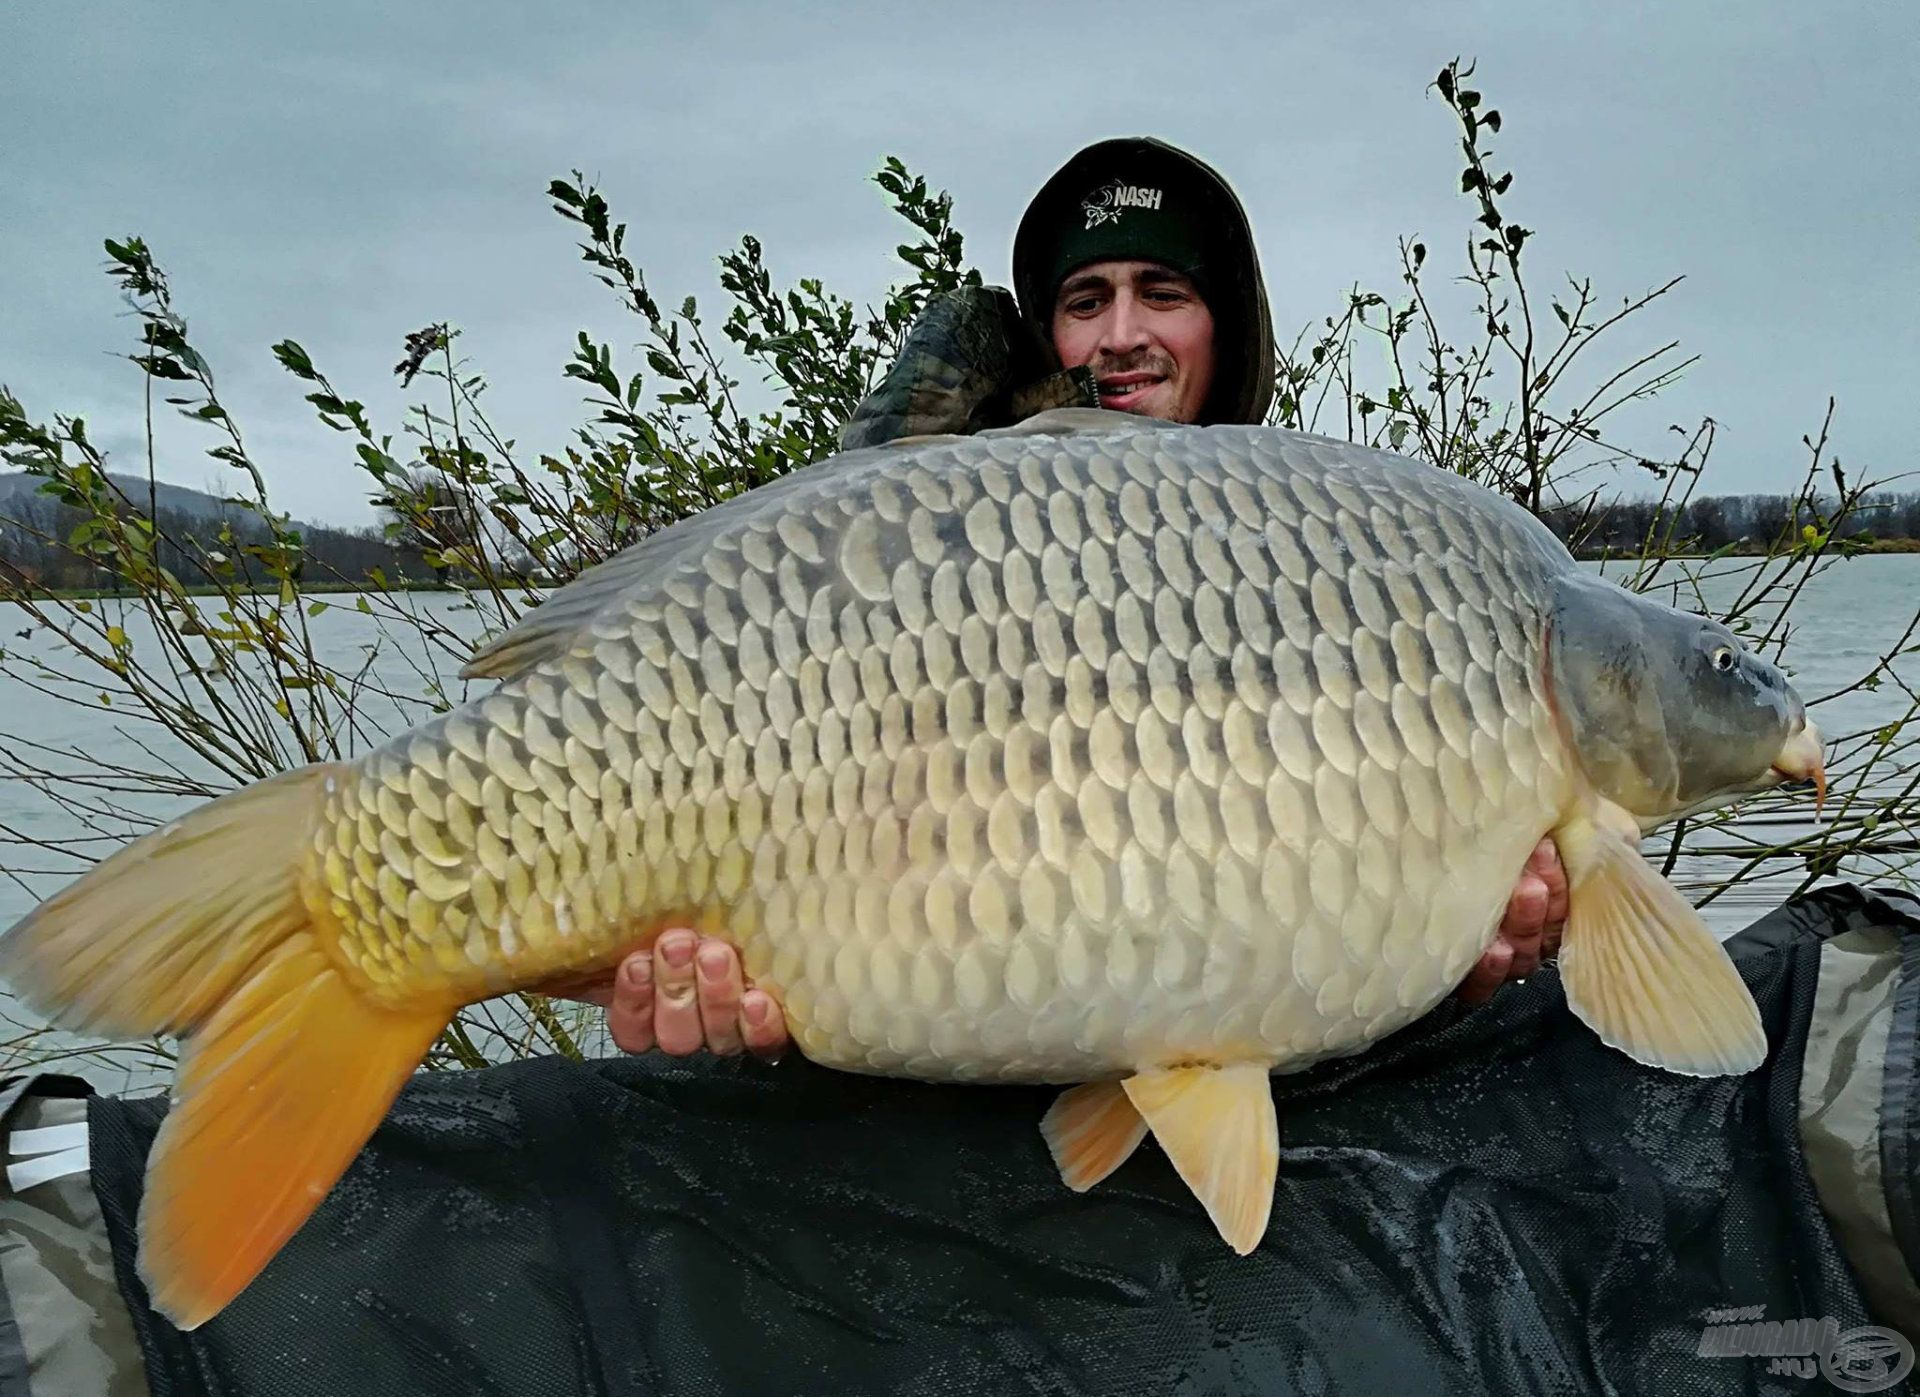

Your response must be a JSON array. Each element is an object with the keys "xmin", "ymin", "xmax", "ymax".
[{"xmin": 587, "ymin": 137, "xmax": 1572, "ymax": 1062}]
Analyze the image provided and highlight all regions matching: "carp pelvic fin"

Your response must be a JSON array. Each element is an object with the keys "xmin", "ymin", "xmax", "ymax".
[
  {"xmin": 1041, "ymin": 1082, "xmax": 1148, "ymax": 1191},
  {"xmin": 1122, "ymin": 1063, "xmax": 1279, "ymax": 1254},
  {"xmin": 1554, "ymin": 801, "xmax": 1768, "ymax": 1077}
]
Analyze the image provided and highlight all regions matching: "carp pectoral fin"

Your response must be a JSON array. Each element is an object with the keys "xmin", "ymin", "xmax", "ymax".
[
  {"xmin": 138, "ymin": 935, "xmax": 451, "ymax": 1330},
  {"xmin": 1041, "ymin": 1082, "xmax": 1148, "ymax": 1191},
  {"xmin": 1122, "ymin": 1063, "xmax": 1278, "ymax": 1254},
  {"xmin": 1554, "ymin": 803, "xmax": 1768, "ymax": 1077}
]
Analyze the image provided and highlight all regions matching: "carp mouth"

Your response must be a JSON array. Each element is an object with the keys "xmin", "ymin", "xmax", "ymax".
[{"xmin": 1770, "ymin": 719, "xmax": 1828, "ymax": 814}]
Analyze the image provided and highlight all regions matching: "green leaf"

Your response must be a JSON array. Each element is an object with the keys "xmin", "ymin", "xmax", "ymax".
[{"xmin": 272, "ymin": 339, "xmax": 317, "ymax": 379}]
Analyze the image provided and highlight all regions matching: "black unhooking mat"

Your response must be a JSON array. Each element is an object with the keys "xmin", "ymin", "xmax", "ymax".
[{"xmin": 83, "ymin": 884, "xmax": 1920, "ymax": 1396}]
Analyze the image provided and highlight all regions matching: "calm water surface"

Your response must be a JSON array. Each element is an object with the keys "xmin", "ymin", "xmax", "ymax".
[{"xmin": 3, "ymin": 556, "xmax": 1915, "ymax": 1091}]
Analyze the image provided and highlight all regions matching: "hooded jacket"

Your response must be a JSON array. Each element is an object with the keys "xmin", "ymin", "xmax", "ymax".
[{"xmin": 842, "ymin": 138, "xmax": 1274, "ymax": 450}]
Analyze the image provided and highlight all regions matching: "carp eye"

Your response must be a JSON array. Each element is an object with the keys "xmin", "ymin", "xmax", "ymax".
[{"xmin": 1710, "ymin": 646, "xmax": 1736, "ymax": 672}]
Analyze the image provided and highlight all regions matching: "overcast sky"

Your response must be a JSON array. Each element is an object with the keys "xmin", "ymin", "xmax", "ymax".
[{"xmin": 4, "ymin": 2, "xmax": 1914, "ymax": 526}]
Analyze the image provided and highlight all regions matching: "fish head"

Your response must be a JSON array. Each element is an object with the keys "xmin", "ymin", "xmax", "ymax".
[{"xmin": 1547, "ymin": 573, "xmax": 1825, "ymax": 825}]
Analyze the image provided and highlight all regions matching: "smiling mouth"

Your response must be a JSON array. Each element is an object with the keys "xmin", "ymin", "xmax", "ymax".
[{"xmin": 1097, "ymin": 375, "xmax": 1165, "ymax": 404}]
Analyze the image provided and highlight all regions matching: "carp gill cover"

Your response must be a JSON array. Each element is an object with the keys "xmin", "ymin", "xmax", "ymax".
[{"xmin": 0, "ymin": 410, "xmax": 1826, "ymax": 1329}]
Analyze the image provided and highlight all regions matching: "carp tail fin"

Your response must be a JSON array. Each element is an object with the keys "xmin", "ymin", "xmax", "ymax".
[
  {"xmin": 139, "ymin": 937, "xmax": 449, "ymax": 1328},
  {"xmin": 0, "ymin": 763, "xmax": 453, "ymax": 1329},
  {"xmin": 0, "ymin": 764, "xmax": 344, "ymax": 1038}
]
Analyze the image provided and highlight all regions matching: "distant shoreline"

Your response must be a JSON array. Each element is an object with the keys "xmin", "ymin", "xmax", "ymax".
[
  {"xmin": 19, "ymin": 538, "xmax": 1920, "ymax": 601},
  {"xmin": 1570, "ymin": 538, "xmax": 1920, "ymax": 562},
  {"xmin": 33, "ymin": 580, "xmax": 460, "ymax": 600}
]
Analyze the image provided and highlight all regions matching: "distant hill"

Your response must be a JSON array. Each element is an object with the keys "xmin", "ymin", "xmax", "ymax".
[
  {"xmin": 0, "ymin": 468, "xmax": 454, "ymax": 590},
  {"xmin": 0, "ymin": 470, "xmax": 250, "ymax": 525}
]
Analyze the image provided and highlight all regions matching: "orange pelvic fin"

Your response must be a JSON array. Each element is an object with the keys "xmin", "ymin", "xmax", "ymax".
[
  {"xmin": 1555, "ymin": 801, "xmax": 1767, "ymax": 1077},
  {"xmin": 1122, "ymin": 1063, "xmax": 1279, "ymax": 1254},
  {"xmin": 1041, "ymin": 1082, "xmax": 1148, "ymax": 1191},
  {"xmin": 138, "ymin": 934, "xmax": 450, "ymax": 1329}
]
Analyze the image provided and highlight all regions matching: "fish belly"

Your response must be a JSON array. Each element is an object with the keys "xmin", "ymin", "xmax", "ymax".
[{"xmin": 308, "ymin": 425, "xmax": 1574, "ymax": 1082}]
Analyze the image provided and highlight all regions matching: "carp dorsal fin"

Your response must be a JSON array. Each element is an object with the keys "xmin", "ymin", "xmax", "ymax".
[
  {"xmin": 1554, "ymin": 797, "xmax": 1768, "ymax": 1076},
  {"xmin": 463, "ymin": 413, "xmax": 1174, "ymax": 681},
  {"xmin": 1122, "ymin": 1062, "xmax": 1279, "ymax": 1253},
  {"xmin": 982, "ymin": 407, "xmax": 1185, "ymax": 438},
  {"xmin": 461, "ymin": 439, "xmax": 903, "ymax": 681},
  {"xmin": 461, "ymin": 532, "xmax": 704, "ymax": 680},
  {"xmin": 459, "ymin": 536, "xmax": 705, "ymax": 681}
]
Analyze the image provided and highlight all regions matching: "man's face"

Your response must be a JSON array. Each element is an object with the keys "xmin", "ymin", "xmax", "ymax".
[{"xmin": 1049, "ymin": 259, "xmax": 1216, "ymax": 423}]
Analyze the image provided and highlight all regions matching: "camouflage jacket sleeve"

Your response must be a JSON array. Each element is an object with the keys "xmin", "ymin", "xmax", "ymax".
[{"xmin": 838, "ymin": 285, "xmax": 1098, "ymax": 451}]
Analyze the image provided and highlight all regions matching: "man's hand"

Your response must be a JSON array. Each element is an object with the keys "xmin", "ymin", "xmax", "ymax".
[
  {"xmin": 565, "ymin": 841, "xmax": 1561, "ymax": 1047},
  {"xmin": 559, "ymin": 930, "xmax": 790, "ymax": 1059},
  {"xmin": 1455, "ymin": 838, "xmax": 1569, "ymax": 1006}
]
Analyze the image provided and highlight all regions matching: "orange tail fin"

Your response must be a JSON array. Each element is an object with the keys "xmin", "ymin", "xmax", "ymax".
[
  {"xmin": 140, "ymin": 935, "xmax": 448, "ymax": 1328},
  {"xmin": 0, "ymin": 763, "xmax": 454, "ymax": 1329}
]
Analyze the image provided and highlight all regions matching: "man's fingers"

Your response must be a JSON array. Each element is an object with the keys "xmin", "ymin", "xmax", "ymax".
[
  {"xmin": 651, "ymin": 929, "xmax": 704, "ymax": 1055},
  {"xmin": 1504, "ymin": 926, "xmax": 1543, "ymax": 980},
  {"xmin": 1500, "ymin": 872, "xmax": 1548, "ymax": 979},
  {"xmin": 605, "ymin": 929, "xmax": 789, "ymax": 1060},
  {"xmin": 605, "ymin": 952, "xmax": 656, "ymax": 1053},
  {"xmin": 696, "ymin": 940, "xmax": 747, "ymax": 1056},
  {"xmin": 740, "ymin": 990, "xmax": 789, "ymax": 1060},
  {"xmin": 1500, "ymin": 869, "xmax": 1548, "ymax": 937},
  {"xmin": 1456, "ymin": 938, "xmax": 1513, "ymax": 1005},
  {"xmin": 1536, "ymin": 838, "xmax": 1570, "ymax": 951}
]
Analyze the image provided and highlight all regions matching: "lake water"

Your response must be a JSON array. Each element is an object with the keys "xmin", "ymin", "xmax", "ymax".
[{"xmin": 3, "ymin": 555, "xmax": 1916, "ymax": 1092}]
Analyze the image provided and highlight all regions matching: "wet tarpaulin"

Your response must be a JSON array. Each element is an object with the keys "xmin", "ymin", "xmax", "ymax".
[{"xmin": 83, "ymin": 885, "xmax": 1918, "ymax": 1396}]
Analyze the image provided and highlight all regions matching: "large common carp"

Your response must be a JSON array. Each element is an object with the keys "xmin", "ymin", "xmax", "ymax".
[{"xmin": 0, "ymin": 409, "xmax": 1825, "ymax": 1328}]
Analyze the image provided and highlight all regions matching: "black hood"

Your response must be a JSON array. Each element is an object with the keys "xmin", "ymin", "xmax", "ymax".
[{"xmin": 1012, "ymin": 137, "xmax": 1275, "ymax": 426}]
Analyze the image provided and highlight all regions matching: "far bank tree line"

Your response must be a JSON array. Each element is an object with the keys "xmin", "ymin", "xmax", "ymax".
[
  {"xmin": 0, "ymin": 466, "xmax": 523, "ymax": 593},
  {"xmin": 4, "ymin": 464, "xmax": 1917, "ymax": 595},
  {"xmin": 1544, "ymin": 489, "xmax": 1920, "ymax": 558}
]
